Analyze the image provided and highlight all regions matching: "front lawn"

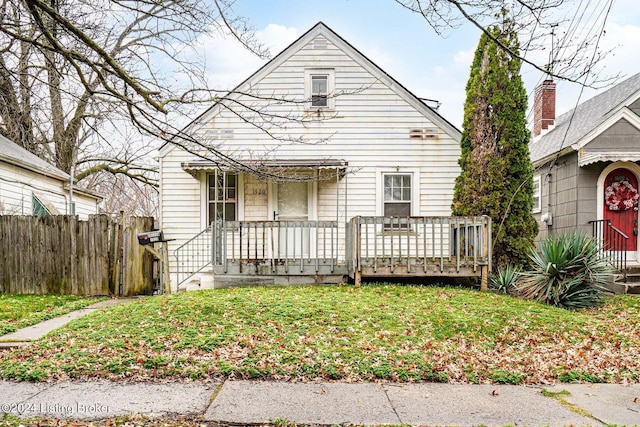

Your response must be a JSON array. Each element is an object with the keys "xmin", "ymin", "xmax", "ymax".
[
  {"xmin": 0, "ymin": 285, "xmax": 638, "ymax": 383},
  {"xmin": 0, "ymin": 294, "xmax": 105, "ymax": 336}
]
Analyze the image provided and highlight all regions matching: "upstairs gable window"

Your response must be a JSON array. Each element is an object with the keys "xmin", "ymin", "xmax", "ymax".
[
  {"xmin": 311, "ymin": 75, "xmax": 328, "ymax": 107},
  {"xmin": 305, "ymin": 69, "xmax": 335, "ymax": 110}
]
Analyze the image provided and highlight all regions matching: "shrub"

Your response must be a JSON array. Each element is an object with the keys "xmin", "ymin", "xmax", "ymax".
[
  {"xmin": 518, "ymin": 232, "xmax": 614, "ymax": 309},
  {"xmin": 489, "ymin": 265, "xmax": 521, "ymax": 294}
]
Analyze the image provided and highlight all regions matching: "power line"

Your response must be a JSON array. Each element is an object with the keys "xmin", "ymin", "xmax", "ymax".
[{"xmin": 546, "ymin": 0, "xmax": 616, "ymax": 173}]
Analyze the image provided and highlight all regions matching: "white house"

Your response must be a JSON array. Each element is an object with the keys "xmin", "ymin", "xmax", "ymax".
[
  {"xmin": 160, "ymin": 22, "xmax": 491, "ymax": 291},
  {"xmin": 0, "ymin": 134, "xmax": 101, "ymax": 219}
]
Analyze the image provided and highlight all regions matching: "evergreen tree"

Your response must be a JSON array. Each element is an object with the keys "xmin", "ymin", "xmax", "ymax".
[{"xmin": 452, "ymin": 20, "xmax": 538, "ymax": 268}]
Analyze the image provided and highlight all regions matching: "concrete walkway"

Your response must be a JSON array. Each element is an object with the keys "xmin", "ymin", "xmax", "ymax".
[
  {"xmin": 1, "ymin": 380, "xmax": 639, "ymax": 426},
  {"xmin": 0, "ymin": 299, "xmax": 130, "ymax": 348}
]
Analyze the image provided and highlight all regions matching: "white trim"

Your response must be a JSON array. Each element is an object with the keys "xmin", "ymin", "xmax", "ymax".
[
  {"xmin": 199, "ymin": 171, "xmax": 207, "ymax": 230},
  {"xmin": 532, "ymin": 175, "xmax": 542, "ymax": 213},
  {"xmin": 201, "ymin": 171, "xmax": 244, "ymax": 229},
  {"xmin": 305, "ymin": 68, "xmax": 335, "ymax": 111},
  {"xmin": 596, "ymin": 162, "xmax": 640, "ymax": 262},
  {"xmin": 573, "ymin": 107, "xmax": 640, "ymax": 151},
  {"xmin": 376, "ymin": 168, "xmax": 420, "ymax": 216},
  {"xmin": 534, "ymin": 108, "xmax": 640, "ymax": 169}
]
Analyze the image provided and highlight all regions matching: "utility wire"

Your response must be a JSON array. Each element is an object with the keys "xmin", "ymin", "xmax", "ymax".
[{"xmin": 546, "ymin": 0, "xmax": 615, "ymax": 174}]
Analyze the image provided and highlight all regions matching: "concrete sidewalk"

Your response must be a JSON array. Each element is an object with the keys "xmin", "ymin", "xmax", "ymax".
[
  {"xmin": 1, "ymin": 379, "xmax": 639, "ymax": 426},
  {"xmin": 0, "ymin": 299, "xmax": 131, "ymax": 348}
]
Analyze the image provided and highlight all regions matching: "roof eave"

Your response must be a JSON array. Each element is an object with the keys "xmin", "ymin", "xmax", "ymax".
[
  {"xmin": 532, "ymin": 146, "xmax": 576, "ymax": 169},
  {"xmin": 0, "ymin": 153, "xmax": 69, "ymax": 181}
]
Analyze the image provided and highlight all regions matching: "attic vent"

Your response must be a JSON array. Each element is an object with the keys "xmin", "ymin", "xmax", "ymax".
[
  {"xmin": 202, "ymin": 129, "xmax": 234, "ymax": 140},
  {"xmin": 409, "ymin": 128, "xmax": 439, "ymax": 140},
  {"xmin": 312, "ymin": 36, "xmax": 328, "ymax": 50},
  {"xmin": 220, "ymin": 129, "xmax": 234, "ymax": 139}
]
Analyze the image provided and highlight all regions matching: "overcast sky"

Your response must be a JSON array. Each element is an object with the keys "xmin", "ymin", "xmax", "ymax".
[{"xmin": 193, "ymin": 0, "xmax": 640, "ymax": 129}]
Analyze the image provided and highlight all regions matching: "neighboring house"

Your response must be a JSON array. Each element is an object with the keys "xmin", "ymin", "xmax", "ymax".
[
  {"xmin": 160, "ymin": 22, "xmax": 492, "ymax": 292},
  {"xmin": 0, "ymin": 134, "xmax": 101, "ymax": 219},
  {"xmin": 530, "ymin": 73, "xmax": 640, "ymax": 283}
]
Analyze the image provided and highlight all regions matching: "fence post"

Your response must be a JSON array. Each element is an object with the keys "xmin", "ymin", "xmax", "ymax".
[{"xmin": 121, "ymin": 216, "xmax": 154, "ymax": 296}]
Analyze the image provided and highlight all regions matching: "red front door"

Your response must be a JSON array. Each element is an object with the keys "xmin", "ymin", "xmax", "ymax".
[{"xmin": 603, "ymin": 168, "xmax": 638, "ymax": 251}]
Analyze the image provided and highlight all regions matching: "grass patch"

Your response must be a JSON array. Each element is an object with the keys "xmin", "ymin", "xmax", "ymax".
[
  {"xmin": 0, "ymin": 294, "xmax": 105, "ymax": 336},
  {"xmin": 540, "ymin": 388, "xmax": 593, "ymax": 418},
  {"xmin": 0, "ymin": 414, "xmax": 205, "ymax": 426},
  {"xmin": 0, "ymin": 285, "xmax": 638, "ymax": 384}
]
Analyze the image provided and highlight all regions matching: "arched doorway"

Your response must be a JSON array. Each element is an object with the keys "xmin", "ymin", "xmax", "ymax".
[{"xmin": 603, "ymin": 168, "xmax": 639, "ymax": 251}]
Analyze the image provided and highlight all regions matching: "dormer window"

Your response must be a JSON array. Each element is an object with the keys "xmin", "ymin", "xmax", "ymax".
[{"xmin": 305, "ymin": 68, "xmax": 335, "ymax": 110}]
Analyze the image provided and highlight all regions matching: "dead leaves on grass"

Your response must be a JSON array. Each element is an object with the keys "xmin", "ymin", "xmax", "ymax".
[{"xmin": 1, "ymin": 289, "xmax": 639, "ymax": 384}]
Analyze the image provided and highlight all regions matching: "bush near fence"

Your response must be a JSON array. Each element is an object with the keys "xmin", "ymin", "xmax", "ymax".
[{"xmin": 0, "ymin": 215, "xmax": 154, "ymax": 296}]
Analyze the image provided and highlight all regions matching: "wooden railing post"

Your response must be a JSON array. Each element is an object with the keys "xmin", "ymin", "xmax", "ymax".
[{"xmin": 354, "ymin": 217, "xmax": 361, "ymax": 287}]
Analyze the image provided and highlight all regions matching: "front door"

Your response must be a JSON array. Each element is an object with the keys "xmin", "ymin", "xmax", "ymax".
[
  {"xmin": 603, "ymin": 168, "xmax": 638, "ymax": 251},
  {"xmin": 274, "ymin": 182, "xmax": 311, "ymax": 258}
]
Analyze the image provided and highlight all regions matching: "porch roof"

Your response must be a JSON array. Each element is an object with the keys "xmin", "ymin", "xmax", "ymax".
[{"xmin": 180, "ymin": 158, "xmax": 349, "ymax": 178}]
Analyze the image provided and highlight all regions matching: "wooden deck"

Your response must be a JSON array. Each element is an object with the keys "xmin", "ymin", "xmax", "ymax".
[{"xmin": 198, "ymin": 216, "xmax": 492, "ymax": 287}]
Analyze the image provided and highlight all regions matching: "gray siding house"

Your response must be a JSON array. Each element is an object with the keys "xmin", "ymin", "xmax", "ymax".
[{"xmin": 530, "ymin": 73, "xmax": 640, "ymax": 279}]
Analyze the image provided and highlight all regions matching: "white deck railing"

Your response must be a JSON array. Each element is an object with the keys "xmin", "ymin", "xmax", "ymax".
[
  {"xmin": 347, "ymin": 216, "xmax": 492, "ymax": 279},
  {"xmin": 176, "ymin": 216, "xmax": 492, "ymax": 285},
  {"xmin": 212, "ymin": 220, "xmax": 342, "ymax": 275}
]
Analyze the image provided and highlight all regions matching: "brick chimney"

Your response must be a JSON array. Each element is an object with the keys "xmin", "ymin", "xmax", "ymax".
[{"xmin": 533, "ymin": 79, "xmax": 556, "ymax": 137}]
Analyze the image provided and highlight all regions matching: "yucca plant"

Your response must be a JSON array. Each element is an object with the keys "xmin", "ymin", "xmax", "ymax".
[
  {"xmin": 518, "ymin": 232, "xmax": 614, "ymax": 309},
  {"xmin": 489, "ymin": 265, "xmax": 521, "ymax": 294}
]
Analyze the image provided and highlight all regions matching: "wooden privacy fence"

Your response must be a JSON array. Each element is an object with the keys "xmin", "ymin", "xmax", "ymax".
[{"xmin": 0, "ymin": 215, "xmax": 154, "ymax": 296}]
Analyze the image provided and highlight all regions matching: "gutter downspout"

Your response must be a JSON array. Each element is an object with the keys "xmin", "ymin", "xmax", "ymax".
[{"xmin": 69, "ymin": 165, "xmax": 75, "ymax": 215}]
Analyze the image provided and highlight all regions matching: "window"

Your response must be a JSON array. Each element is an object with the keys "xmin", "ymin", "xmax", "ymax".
[
  {"xmin": 311, "ymin": 75, "xmax": 328, "ymax": 107},
  {"xmin": 383, "ymin": 174, "xmax": 412, "ymax": 217},
  {"xmin": 208, "ymin": 172, "xmax": 237, "ymax": 223},
  {"xmin": 305, "ymin": 69, "xmax": 335, "ymax": 110},
  {"xmin": 32, "ymin": 195, "xmax": 51, "ymax": 217},
  {"xmin": 532, "ymin": 175, "xmax": 541, "ymax": 213}
]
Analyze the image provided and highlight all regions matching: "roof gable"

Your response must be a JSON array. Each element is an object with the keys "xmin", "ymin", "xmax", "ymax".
[
  {"xmin": 530, "ymin": 72, "xmax": 640, "ymax": 165},
  {"xmin": 160, "ymin": 22, "xmax": 460, "ymax": 157}
]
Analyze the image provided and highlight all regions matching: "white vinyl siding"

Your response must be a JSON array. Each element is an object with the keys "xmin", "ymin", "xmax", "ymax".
[
  {"xmin": 160, "ymin": 26, "xmax": 462, "ymax": 290},
  {"xmin": 0, "ymin": 161, "xmax": 98, "ymax": 218}
]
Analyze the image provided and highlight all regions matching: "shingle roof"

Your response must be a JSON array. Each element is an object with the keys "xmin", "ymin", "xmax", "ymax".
[
  {"xmin": 530, "ymin": 72, "xmax": 640, "ymax": 164},
  {"xmin": 0, "ymin": 134, "xmax": 69, "ymax": 180}
]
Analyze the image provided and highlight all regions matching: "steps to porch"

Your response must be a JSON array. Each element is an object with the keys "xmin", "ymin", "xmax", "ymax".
[{"xmin": 612, "ymin": 266, "xmax": 640, "ymax": 294}]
